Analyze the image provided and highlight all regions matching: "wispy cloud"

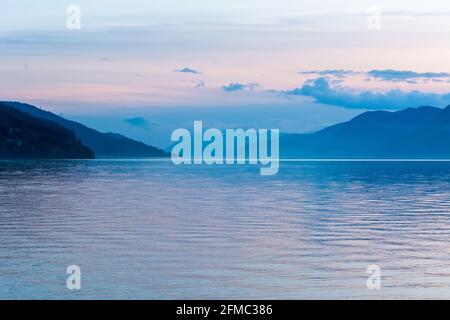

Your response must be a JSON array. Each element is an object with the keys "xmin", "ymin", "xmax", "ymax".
[
  {"xmin": 222, "ymin": 82, "xmax": 261, "ymax": 92},
  {"xmin": 367, "ymin": 69, "xmax": 450, "ymax": 82},
  {"xmin": 300, "ymin": 69, "xmax": 450, "ymax": 83},
  {"xmin": 298, "ymin": 70, "xmax": 357, "ymax": 78},
  {"xmin": 284, "ymin": 77, "xmax": 450, "ymax": 110},
  {"xmin": 123, "ymin": 116, "xmax": 151, "ymax": 128},
  {"xmin": 196, "ymin": 80, "xmax": 206, "ymax": 88},
  {"xmin": 175, "ymin": 67, "xmax": 201, "ymax": 74}
]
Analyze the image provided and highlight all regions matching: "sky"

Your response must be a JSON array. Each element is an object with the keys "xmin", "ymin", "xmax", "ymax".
[{"xmin": 2, "ymin": 0, "xmax": 450, "ymax": 147}]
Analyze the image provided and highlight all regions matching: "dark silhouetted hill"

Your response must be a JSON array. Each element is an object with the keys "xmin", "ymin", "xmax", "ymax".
[
  {"xmin": 0, "ymin": 102, "xmax": 94, "ymax": 159},
  {"xmin": 281, "ymin": 106, "xmax": 450, "ymax": 158},
  {"xmin": 3, "ymin": 101, "xmax": 168, "ymax": 158}
]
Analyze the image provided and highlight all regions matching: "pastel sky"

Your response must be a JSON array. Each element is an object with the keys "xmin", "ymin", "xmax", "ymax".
[{"xmin": 2, "ymin": 0, "xmax": 450, "ymax": 147}]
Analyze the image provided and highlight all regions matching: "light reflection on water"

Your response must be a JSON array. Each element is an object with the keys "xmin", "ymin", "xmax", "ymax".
[{"xmin": 1, "ymin": 160, "xmax": 450, "ymax": 299}]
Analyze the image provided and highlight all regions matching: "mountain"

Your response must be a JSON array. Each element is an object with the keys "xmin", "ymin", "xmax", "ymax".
[
  {"xmin": 0, "ymin": 102, "xmax": 94, "ymax": 159},
  {"xmin": 281, "ymin": 105, "xmax": 450, "ymax": 158},
  {"xmin": 3, "ymin": 101, "xmax": 168, "ymax": 158}
]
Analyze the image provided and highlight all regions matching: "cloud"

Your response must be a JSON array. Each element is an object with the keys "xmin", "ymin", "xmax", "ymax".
[
  {"xmin": 196, "ymin": 80, "xmax": 206, "ymax": 88},
  {"xmin": 368, "ymin": 69, "xmax": 450, "ymax": 82},
  {"xmin": 175, "ymin": 67, "xmax": 201, "ymax": 74},
  {"xmin": 124, "ymin": 117, "xmax": 151, "ymax": 128},
  {"xmin": 298, "ymin": 69, "xmax": 358, "ymax": 78},
  {"xmin": 222, "ymin": 82, "xmax": 261, "ymax": 92},
  {"xmin": 284, "ymin": 77, "xmax": 450, "ymax": 110},
  {"xmin": 300, "ymin": 69, "xmax": 450, "ymax": 83}
]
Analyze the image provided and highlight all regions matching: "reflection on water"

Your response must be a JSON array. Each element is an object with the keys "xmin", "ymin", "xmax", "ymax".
[{"xmin": 1, "ymin": 160, "xmax": 450, "ymax": 299}]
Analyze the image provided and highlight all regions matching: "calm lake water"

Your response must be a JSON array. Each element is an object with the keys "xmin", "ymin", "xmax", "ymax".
[{"xmin": 1, "ymin": 160, "xmax": 450, "ymax": 299}]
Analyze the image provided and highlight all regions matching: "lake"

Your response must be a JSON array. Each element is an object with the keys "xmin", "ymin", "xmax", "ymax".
[{"xmin": 1, "ymin": 160, "xmax": 450, "ymax": 299}]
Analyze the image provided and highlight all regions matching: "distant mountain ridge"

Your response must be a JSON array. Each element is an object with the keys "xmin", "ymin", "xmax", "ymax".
[
  {"xmin": 5, "ymin": 100, "xmax": 450, "ymax": 159},
  {"xmin": 281, "ymin": 105, "xmax": 450, "ymax": 158},
  {"xmin": 3, "ymin": 101, "xmax": 168, "ymax": 158},
  {"xmin": 0, "ymin": 102, "xmax": 94, "ymax": 159}
]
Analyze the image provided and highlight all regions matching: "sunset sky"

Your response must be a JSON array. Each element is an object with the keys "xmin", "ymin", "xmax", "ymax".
[{"xmin": 2, "ymin": 0, "xmax": 450, "ymax": 147}]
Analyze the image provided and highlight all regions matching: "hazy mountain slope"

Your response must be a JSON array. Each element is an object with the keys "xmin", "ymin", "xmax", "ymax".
[
  {"xmin": 381, "ymin": 106, "xmax": 450, "ymax": 158},
  {"xmin": 281, "ymin": 106, "xmax": 450, "ymax": 158},
  {"xmin": 3, "ymin": 101, "xmax": 168, "ymax": 158},
  {"xmin": 0, "ymin": 103, "xmax": 94, "ymax": 159}
]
